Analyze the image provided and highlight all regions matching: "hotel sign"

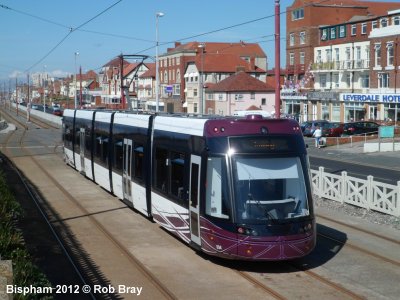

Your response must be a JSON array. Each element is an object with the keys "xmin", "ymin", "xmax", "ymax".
[
  {"xmin": 340, "ymin": 93, "xmax": 400, "ymax": 103},
  {"xmin": 308, "ymin": 91, "xmax": 338, "ymax": 101}
]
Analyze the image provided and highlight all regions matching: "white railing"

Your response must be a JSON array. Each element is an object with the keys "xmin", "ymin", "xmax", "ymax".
[{"xmin": 311, "ymin": 167, "xmax": 400, "ymax": 217}]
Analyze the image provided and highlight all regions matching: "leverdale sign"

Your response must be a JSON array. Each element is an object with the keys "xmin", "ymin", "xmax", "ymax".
[{"xmin": 340, "ymin": 93, "xmax": 400, "ymax": 103}]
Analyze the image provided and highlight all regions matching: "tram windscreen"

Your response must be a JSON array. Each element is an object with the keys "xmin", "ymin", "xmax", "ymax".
[{"xmin": 232, "ymin": 157, "xmax": 309, "ymax": 223}]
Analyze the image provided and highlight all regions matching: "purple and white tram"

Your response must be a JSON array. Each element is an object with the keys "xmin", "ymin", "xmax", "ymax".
[{"xmin": 63, "ymin": 109, "xmax": 316, "ymax": 260}]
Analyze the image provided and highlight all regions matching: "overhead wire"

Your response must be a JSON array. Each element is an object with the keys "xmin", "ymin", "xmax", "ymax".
[
  {"xmin": 1, "ymin": 0, "xmax": 331, "ymax": 75},
  {"xmin": 1, "ymin": 1, "xmax": 125, "ymax": 73}
]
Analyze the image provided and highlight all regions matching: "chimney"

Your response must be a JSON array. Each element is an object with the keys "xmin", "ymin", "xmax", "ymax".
[
  {"xmin": 236, "ymin": 66, "xmax": 245, "ymax": 73},
  {"xmin": 175, "ymin": 42, "xmax": 181, "ymax": 47},
  {"xmin": 250, "ymin": 57, "xmax": 255, "ymax": 70}
]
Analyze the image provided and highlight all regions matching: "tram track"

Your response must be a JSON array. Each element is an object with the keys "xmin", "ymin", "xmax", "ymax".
[
  {"xmin": 315, "ymin": 213, "xmax": 400, "ymax": 268},
  {"xmin": 0, "ymin": 112, "xmax": 177, "ymax": 299},
  {"xmin": 0, "ymin": 105, "xmax": 59, "ymax": 130},
  {"xmin": 234, "ymin": 262, "xmax": 366, "ymax": 300},
  {"xmin": 16, "ymin": 142, "xmax": 178, "ymax": 299},
  {"xmin": 317, "ymin": 214, "xmax": 400, "ymax": 245}
]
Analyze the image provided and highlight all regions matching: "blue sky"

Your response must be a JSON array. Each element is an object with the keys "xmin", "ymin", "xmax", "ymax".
[{"xmin": 0, "ymin": 0, "xmax": 297, "ymax": 81}]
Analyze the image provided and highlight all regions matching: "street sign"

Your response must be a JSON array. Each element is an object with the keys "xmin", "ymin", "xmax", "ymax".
[{"xmin": 379, "ymin": 126, "xmax": 395, "ymax": 138}]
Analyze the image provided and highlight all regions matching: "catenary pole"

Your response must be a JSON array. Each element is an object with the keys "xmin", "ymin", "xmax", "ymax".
[{"xmin": 275, "ymin": 0, "xmax": 281, "ymax": 119}]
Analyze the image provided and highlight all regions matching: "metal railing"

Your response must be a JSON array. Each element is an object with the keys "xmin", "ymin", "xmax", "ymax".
[{"xmin": 311, "ymin": 166, "xmax": 400, "ymax": 217}]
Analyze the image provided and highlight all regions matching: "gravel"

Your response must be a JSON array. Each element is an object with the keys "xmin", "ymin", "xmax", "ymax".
[{"xmin": 315, "ymin": 196, "xmax": 400, "ymax": 231}]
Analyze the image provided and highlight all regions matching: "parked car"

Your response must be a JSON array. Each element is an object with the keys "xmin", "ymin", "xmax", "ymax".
[
  {"xmin": 342, "ymin": 121, "xmax": 380, "ymax": 136},
  {"xmin": 301, "ymin": 120, "xmax": 330, "ymax": 137},
  {"xmin": 51, "ymin": 107, "xmax": 63, "ymax": 116},
  {"xmin": 321, "ymin": 122, "xmax": 345, "ymax": 137}
]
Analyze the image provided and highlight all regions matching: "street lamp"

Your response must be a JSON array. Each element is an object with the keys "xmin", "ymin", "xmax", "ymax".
[
  {"xmin": 74, "ymin": 51, "xmax": 79, "ymax": 109},
  {"xmin": 43, "ymin": 65, "xmax": 46, "ymax": 113},
  {"xmin": 155, "ymin": 12, "xmax": 164, "ymax": 113},
  {"xmin": 198, "ymin": 43, "xmax": 205, "ymax": 115}
]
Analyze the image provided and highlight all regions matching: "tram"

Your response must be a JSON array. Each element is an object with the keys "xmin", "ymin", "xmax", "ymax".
[{"xmin": 62, "ymin": 109, "xmax": 316, "ymax": 260}]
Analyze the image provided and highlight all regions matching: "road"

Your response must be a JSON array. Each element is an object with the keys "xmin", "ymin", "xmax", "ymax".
[{"xmin": 305, "ymin": 137, "xmax": 400, "ymax": 186}]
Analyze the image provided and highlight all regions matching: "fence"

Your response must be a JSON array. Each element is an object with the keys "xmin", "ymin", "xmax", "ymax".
[{"xmin": 311, "ymin": 167, "xmax": 400, "ymax": 217}]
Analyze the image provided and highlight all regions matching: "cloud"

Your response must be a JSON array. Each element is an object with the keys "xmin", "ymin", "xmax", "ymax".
[
  {"xmin": 8, "ymin": 70, "xmax": 25, "ymax": 78},
  {"xmin": 49, "ymin": 69, "xmax": 71, "ymax": 78}
]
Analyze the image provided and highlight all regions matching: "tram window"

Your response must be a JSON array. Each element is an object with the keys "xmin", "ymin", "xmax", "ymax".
[
  {"xmin": 154, "ymin": 148, "xmax": 168, "ymax": 192},
  {"xmin": 85, "ymin": 130, "xmax": 91, "ymax": 154},
  {"xmin": 133, "ymin": 144, "xmax": 144, "ymax": 180},
  {"xmin": 171, "ymin": 152, "xmax": 185, "ymax": 200},
  {"xmin": 64, "ymin": 122, "xmax": 73, "ymax": 149},
  {"xmin": 205, "ymin": 157, "xmax": 230, "ymax": 220},
  {"xmin": 113, "ymin": 140, "xmax": 123, "ymax": 172},
  {"xmin": 233, "ymin": 157, "xmax": 309, "ymax": 222},
  {"xmin": 102, "ymin": 138, "xmax": 109, "ymax": 164},
  {"xmin": 94, "ymin": 135, "xmax": 102, "ymax": 163},
  {"xmin": 75, "ymin": 129, "xmax": 80, "ymax": 153}
]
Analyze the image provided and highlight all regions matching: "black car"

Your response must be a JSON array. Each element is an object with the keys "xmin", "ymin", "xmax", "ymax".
[
  {"xmin": 342, "ymin": 121, "xmax": 380, "ymax": 136},
  {"xmin": 301, "ymin": 120, "xmax": 330, "ymax": 137}
]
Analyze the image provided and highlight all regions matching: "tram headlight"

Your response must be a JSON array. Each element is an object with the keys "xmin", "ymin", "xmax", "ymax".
[
  {"xmin": 237, "ymin": 226, "xmax": 258, "ymax": 236},
  {"xmin": 298, "ymin": 222, "xmax": 313, "ymax": 234}
]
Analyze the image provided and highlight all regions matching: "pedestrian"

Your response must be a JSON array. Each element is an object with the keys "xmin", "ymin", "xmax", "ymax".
[{"xmin": 312, "ymin": 125, "xmax": 322, "ymax": 148}]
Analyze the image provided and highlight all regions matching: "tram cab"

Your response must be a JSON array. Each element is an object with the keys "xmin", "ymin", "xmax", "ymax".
[{"xmin": 197, "ymin": 117, "xmax": 316, "ymax": 260}]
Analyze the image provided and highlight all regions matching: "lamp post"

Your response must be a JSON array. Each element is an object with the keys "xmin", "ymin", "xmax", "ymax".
[
  {"xmin": 74, "ymin": 51, "xmax": 79, "ymax": 109},
  {"xmin": 43, "ymin": 65, "xmax": 46, "ymax": 113},
  {"xmin": 198, "ymin": 43, "xmax": 205, "ymax": 115},
  {"xmin": 155, "ymin": 12, "xmax": 164, "ymax": 113}
]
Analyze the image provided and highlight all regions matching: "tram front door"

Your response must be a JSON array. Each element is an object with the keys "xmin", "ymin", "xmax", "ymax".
[
  {"xmin": 189, "ymin": 155, "xmax": 201, "ymax": 246},
  {"xmin": 79, "ymin": 128, "xmax": 85, "ymax": 175},
  {"xmin": 122, "ymin": 138, "xmax": 133, "ymax": 203}
]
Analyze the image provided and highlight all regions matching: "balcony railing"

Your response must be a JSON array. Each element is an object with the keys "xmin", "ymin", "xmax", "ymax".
[{"xmin": 312, "ymin": 59, "xmax": 370, "ymax": 71}]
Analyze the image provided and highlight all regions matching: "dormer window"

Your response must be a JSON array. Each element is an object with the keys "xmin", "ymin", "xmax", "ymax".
[
  {"xmin": 292, "ymin": 8, "xmax": 304, "ymax": 20},
  {"xmin": 321, "ymin": 29, "xmax": 327, "ymax": 41},
  {"xmin": 380, "ymin": 18, "xmax": 388, "ymax": 27},
  {"xmin": 330, "ymin": 27, "xmax": 336, "ymax": 39}
]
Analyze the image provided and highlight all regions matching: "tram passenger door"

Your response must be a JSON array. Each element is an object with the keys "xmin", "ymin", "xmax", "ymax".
[
  {"xmin": 122, "ymin": 139, "xmax": 133, "ymax": 203},
  {"xmin": 189, "ymin": 155, "xmax": 201, "ymax": 246},
  {"xmin": 79, "ymin": 128, "xmax": 85, "ymax": 175}
]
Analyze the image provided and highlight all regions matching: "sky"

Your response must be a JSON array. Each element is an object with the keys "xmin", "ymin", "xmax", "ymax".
[
  {"xmin": 0, "ymin": 0, "xmax": 297, "ymax": 82},
  {"xmin": 0, "ymin": 0, "xmax": 393, "ymax": 83}
]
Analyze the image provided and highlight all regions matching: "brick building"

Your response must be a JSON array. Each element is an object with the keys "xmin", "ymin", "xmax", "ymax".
[{"xmin": 284, "ymin": 0, "xmax": 400, "ymax": 123}]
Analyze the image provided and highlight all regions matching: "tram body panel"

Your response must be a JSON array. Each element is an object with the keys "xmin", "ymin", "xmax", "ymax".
[
  {"xmin": 64, "ymin": 147, "xmax": 74, "ymax": 167},
  {"xmin": 151, "ymin": 192, "xmax": 190, "ymax": 243},
  {"xmin": 93, "ymin": 162, "xmax": 112, "ymax": 192},
  {"xmin": 111, "ymin": 171, "xmax": 123, "ymax": 200},
  {"xmin": 131, "ymin": 182, "xmax": 148, "ymax": 216}
]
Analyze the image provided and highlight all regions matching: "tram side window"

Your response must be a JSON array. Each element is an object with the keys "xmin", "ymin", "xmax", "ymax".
[
  {"xmin": 133, "ymin": 144, "xmax": 144, "ymax": 181},
  {"xmin": 94, "ymin": 134, "xmax": 109, "ymax": 166},
  {"xmin": 113, "ymin": 140, "xmax": 123, "ymax": 173},
  {"xmin": 154, "ymin": 147, "xmax": 186, "ymax": 202},
  {"xmin": 101, "ymin": 138, "xmax": 109, "ymax": 164},
  {"xmin": 64, "ymin": 121, "xmax": 73, "ymax": 150},
  {"xmin": 154, "ymin": 148, "xmax": 168, "ymax": 192},
  {"xmin": 94, "ymin": 135, "xmax": 102, "ymax": 163},
  {"xmin": 205, "ymin": 157, "xmax": 230, "ymax": 220},
  {"xmin": 171, "ymin": 152, "xmax": 185, "ymax": 200},
  {"xmin": 75, "ymin": 129, "xmax": 81, "ymax": 153},
  {"xmin": 85, "ymin": 129, "xmax": 91, "ymax": 155}
]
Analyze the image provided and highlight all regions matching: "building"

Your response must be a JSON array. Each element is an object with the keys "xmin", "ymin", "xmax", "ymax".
[
  {"xmin": 184, "ymin": 52, "xmax": 267, "ymax": 114},
  {"xmin": 205, "ymin": 71, "xmax": 275, "ymax": 116},
  {"xmin": 284, "ymin": 0, "xmax": 400, "ymax": 123},
  {"xmin": 158, "ymin": 41, "xmax": 268, "ymax": 113}
]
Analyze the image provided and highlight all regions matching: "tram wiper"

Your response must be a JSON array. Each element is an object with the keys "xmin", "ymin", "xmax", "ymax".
[{"xmin": 265, "ymin": 209, "xmax": 279, "ymax": 222}]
